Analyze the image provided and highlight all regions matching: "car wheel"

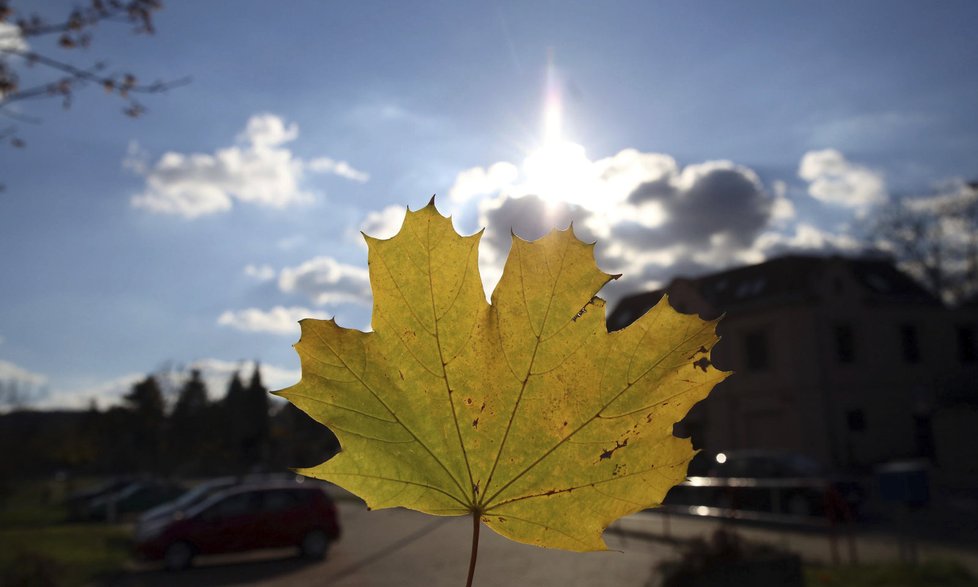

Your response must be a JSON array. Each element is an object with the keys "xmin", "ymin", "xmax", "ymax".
[
  {"xmin": 300, "ymin": 529, "xmax": 330, "ymax": 560},
  {"xmin": 163, "ymin": 541, "xmax": 194, "ymax": 571}
]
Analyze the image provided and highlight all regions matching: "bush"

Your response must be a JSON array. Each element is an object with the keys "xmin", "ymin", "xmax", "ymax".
[{"xmin": 653, "ymin": 529, "xmax": 803, "ymax": 587}]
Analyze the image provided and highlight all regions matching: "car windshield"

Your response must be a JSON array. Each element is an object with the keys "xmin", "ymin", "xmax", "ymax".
[{"xmin": 173, "ymin": 484, "xmax": 220, "ymax": 508}]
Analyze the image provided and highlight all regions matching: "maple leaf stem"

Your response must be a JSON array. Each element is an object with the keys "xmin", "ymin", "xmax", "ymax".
[{"xmin": 465, "ymin": 510, "xmax": 481, "ymax": 587}]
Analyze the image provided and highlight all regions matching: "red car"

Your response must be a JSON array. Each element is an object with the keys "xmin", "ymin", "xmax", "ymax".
[{"xmin": 134, "ymin": 482, "xmax": 341, "ymax": 570}]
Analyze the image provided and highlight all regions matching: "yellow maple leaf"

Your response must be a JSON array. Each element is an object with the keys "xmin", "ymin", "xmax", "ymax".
[{"xmin": 277, "ymin": 200, "xmax": 727, "ymax": 552}]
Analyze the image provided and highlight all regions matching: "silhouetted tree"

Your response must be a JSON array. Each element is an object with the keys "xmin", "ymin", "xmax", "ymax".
[
  {"xmin": 172, "ymin": 368, "xmax": 208, "ymax": 418},
  {"xmin": 167, "ymin": 369, "xmax": 210, "ymax": 473},
  {"xmin": 122, "ymin": 375, "xmax": 165, "ymax": 473},
  {"xmin": 0, "ymin": 376, "xmax": 44, "ymax": 409},
  {"xmin": 124, "ymin": 374, "xmax": 164, "ymax": 418},
  {"xmin": 219, "ymin": 370, "xmax": 248, "ymax": 471},
  {"xmin": 242, "ymin": 363, "xmax": 270, "ymax": 468},
  {"xmin": 872, "ymin": 180, "xmax": 978, "ymax": 305}
]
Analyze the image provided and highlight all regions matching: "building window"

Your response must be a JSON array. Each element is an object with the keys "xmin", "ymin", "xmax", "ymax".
[
  {"xmin": 900, "ymin": 324, "xmax": 921, "ymax": 364},
  {"xmin": 743, "ymin": 330, "xmax": 770, "ymax": 371},
  {"xmin": 846, "ymin": 409, "xmax": 866, "ymax": 432},
  {"xmin": 958, "ymin": 326, "xmax": 977, "ymax": 363},
  {"xmin": 834, "ymin": 324, "xmax": 855, "ymax": 364}
]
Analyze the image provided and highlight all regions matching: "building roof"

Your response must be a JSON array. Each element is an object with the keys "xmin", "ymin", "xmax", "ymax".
[{"xmin": 608, "ymin": 254, "xmax": 941, "ymax": 330}]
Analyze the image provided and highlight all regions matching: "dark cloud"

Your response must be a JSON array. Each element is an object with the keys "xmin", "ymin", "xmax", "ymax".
[
  {"xmin": 479, "ymin": 195, "xmax": 598, "ymax": 258},
  {"xmin": 627, "ymin": 164, "xmax": 772, "ymax": 248}
]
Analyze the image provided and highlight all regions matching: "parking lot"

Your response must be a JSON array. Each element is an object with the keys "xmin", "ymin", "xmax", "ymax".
[{"xmin": 112, "ymin": 499, "xmax": 671, "ymax": 586}]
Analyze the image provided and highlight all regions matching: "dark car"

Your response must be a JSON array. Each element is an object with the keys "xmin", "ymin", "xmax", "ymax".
[
  {"xmin": 666, "ymin": 450, "xmax": 863, "ymax": 520},
  {"xmin": 66, "ymin": 478, "xmax": 133, "ymax": 520},
  {"xmin": 86, "ymin": 480, "xmax": 186, "ymax": 521},
  {"xmin": 134, "ymin": 482, "xmax": 341, "ymax": 570},
  {"xmin": 136, "ymin": 477, "xmax": 238, "ymax": 529}
]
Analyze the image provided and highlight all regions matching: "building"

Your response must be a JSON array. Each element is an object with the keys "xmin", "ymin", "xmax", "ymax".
[{"xmin": 608, "ymin": 254, "xmax": 978, "ymax": 480}]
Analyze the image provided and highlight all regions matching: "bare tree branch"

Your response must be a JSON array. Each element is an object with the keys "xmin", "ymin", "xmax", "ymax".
[
  {"xmin": 871, "ymin": 181, "xmax": 978, "ymax": 305},
  {"xmin": 0, "ymin": 0, "xmax": 187, "ymax": 151}
]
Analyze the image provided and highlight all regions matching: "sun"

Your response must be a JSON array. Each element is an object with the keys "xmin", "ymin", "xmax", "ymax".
[
  {"xmin": 523, "ymin": 139, "xmax": 593, "ymax": 207},
  {"xmin": 520, "ymin": 52, "xmax": 602, "ymax": 211}
]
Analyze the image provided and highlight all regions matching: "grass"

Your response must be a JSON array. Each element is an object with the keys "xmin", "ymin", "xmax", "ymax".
[
  {"xmin": 805, "ymin": 561, "xmax": 978, "ymax": 587},
  {"xmin": 0, "ymin": 478, "xmax": 69, "ymax": 527},
  {"xmin": 0, "ymin": 479, "xmax": 132, "ymax": 587}
]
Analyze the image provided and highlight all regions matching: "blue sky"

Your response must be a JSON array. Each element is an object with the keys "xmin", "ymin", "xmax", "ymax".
[{"xmin": 1, "ymin": 0, "xmax": 976, "ymax": 408}]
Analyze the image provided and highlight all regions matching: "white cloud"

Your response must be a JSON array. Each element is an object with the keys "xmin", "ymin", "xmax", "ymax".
[
  {"xmin": 34, "ymin": 359, "xmax": 303, "ymax": 409},
  {"xmin": 307, "ymin": 157, "xmax": 370, "ymax": 183},
  {"xmin": 0, "ymin": 359, "xmax": 47, "ymax": 387},
  {"xmin": 903, "ymin": 178, "xmax": 978, "ymax": 214},
  {"xmin": 447, "ymin": 144, "xmax": 777, "ymax": 303},
  {"xmin": 770, "ymin": 180, "xmax": 796, "ymax": 222},
  {"xmin": 360, "ymin": 205, "xmax": 406, "ymax": 240},
  {"xmin": 188, "ymin": 358, "xmax": 300, "ymax": 394},
  {"xmin": 33, "ymin": 372, "xmax": 144, "ymax": 411},
  {"xmin": 753, "ymin": 223, "xmax": 862, "ymax": 258},
  {"xmin": 798, "ymin": 149, "xmax": 886, "ymax": 210},
  {"xmin": 449, "ymin": 162, "xmax": 519, "ymax": 203},
  {"xmin": 244, "ymin": 264, "xmax": 276, "ymax": 281},
  {"xmin": 240, "ymin": 114, "xmax": 298, "ymax": 148},
  {"xmin": 129, "ymin": 114, "xmax": 368, "ymax": 218},
  {"xmin": 278, "ymin": 256, "xmax": 371, "ymax": 306},
  {"xmin": 217, "ymin": 306, "xmax": 329, "ymax": 336}
]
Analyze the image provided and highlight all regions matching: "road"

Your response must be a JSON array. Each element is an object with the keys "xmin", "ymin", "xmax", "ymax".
[{"xmin": 111, "ymin": 499, "xmax": 978, "ymax": 586}]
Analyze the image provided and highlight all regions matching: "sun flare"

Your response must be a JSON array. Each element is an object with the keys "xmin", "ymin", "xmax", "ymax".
[{"xmin": 521, "ymin": 52, "xmax": 603, "ymax": 210}]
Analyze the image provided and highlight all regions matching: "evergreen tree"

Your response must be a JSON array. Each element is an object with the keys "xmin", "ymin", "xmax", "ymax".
[
  {"xmin": 242, "ymin": 363, "xmax": 271, "ymax": 469},
  {"xmin": 124, "ymin": 375, "xmax": 165, "ymax": 419},
  {"xmin": 168, "ymin": 369, "xmax": 210, "ymax": 474},
  {"xmin": 220, "ymin": 370, "xmax": 248, "ymax": 472},
  {"xmin": 122, "ymin": 375, "xmax": 165, "ymax": 473},
  {"xmin": 173, "ymin": 369, "xmax": 208, "ymax": 418}
]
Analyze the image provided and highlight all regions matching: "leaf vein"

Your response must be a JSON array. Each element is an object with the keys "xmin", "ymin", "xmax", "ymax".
[{"xmin": 309, "ymin": 326, "xmax": 470, "ymax": 501}]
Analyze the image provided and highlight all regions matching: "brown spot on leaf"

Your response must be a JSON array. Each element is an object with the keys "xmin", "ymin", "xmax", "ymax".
[
  {"xmin": 472, "ymin": 417, "xmax": 479, "ymax": 429},
  {"xmin": 693, "ymin": 357, "xmax": 711, "ymax": 372},
  {"xmin": 599, "ymin": 438, "xmax": 628, "ymax": 460}
]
